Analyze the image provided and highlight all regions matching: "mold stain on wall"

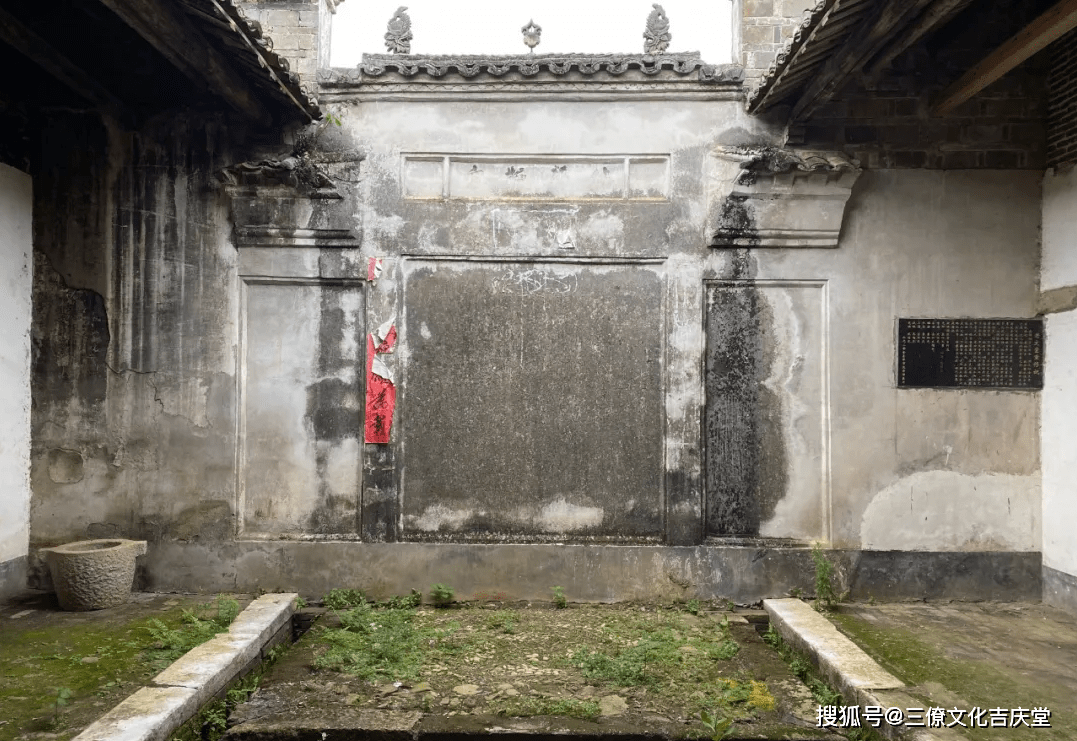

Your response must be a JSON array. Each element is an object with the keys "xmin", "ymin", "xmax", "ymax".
[{"xmin": 704, "ymin": 251, "xmax": 789, "ymax": 537}]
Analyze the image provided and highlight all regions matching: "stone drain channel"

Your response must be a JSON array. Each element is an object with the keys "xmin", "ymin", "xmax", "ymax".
[{"xmin": 71, "ymin": 596, "xmax": 942, "ymax": 741}]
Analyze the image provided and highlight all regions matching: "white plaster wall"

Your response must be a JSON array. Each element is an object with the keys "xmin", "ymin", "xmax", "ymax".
[
  {"xmin": 1041, "ymin": 168, "xmax": 1077, "ymax": 579},
  {"xmin": 1041, "ymin": 166, "xmax": 1077, "ymax": 292},
  {"xmin": 0, "ymin": 163, "xmax": 32, "ymax": 566}
]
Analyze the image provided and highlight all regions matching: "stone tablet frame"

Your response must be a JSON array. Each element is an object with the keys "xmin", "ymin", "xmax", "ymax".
[{"xmin": 897, "ymin": 318, "xmax": 1044, "ymax": 390}]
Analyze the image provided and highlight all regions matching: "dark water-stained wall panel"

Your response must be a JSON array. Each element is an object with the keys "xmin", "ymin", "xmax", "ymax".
[
  {"xmin": 401, "ymin": 260, "xmax": 664, "ymax": 541},
  {"xmin": 241, "ymin": 281, "xmax": 364, "ymax": 537},
  {"xmin": 705, "ymin": 281, "xmax": 827, "ymax": 540}
]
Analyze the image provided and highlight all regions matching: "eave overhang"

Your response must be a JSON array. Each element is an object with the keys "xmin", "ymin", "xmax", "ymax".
[
  {"xmin": 184, "ymin": 0, "xmax": 321, "ymax": 122},
  {"xmin": 746, "ymin": 0, "xmax": 975, "ymax": 120}
]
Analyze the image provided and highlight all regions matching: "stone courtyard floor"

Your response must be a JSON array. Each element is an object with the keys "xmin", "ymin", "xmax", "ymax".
[
  {"xmin": 825, "ymin": 601, "xmax": 1077, "ymax": 740},
  {"xmin": 1, "ymin": 593, "xmax": 1076, "ymax": 740},
  {"xmin": 224, "ymin": 600, "xmax": 832, "ymax": 740}
]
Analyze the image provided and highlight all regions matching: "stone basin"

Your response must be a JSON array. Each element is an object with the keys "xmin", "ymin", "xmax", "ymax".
[{"xmin": 41, "ymin": 538, "xmax": 147, "ymax": 611}]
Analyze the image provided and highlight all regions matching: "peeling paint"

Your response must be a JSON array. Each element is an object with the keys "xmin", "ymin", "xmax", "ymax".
[
  {"xmin": 411, "ymin": 504, "xmax": 475, "ymax": 532},
  {"xmin": 535, "ymin": 498, "xmax": 604, "ymax": 532}
]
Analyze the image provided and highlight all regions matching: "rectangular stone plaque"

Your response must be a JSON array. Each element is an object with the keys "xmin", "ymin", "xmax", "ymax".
[
  {"xmin": 402, "ymin": 154, "xmax": 670, "ymax": 201},
  {"xmin": 898, "ymin": 318, "xmax": 1043, "ymax": 389}
]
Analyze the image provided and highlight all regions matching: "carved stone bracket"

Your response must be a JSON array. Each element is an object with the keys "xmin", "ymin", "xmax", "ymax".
[
  {"xmin": 217, "ymin": 156, "xmax": 361, "ymax": 250},
  {"xmin": 710, "ymin": 147, "xmax": 861, "ymax": 249},
  {"xmin": 217, "ymin": 156, "xmax": 338, "ymax": 195}
]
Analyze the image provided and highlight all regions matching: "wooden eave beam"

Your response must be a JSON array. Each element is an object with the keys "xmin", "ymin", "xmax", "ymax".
[
  {"xmin": 933, "ymin": 0, "xmax": 1077, "ymax": 115},
  {"xmin": 96, "ymin": 0, "xmax": 271, "ymax": 124},
  {"xmin": 789, "ymin": 0, "xmax": 937, "ymax": 122},
  {"xmin": 866, "ymin": 0, "xmax": 975, "ymax": 76},
  {"xmin": 0, "ymin": 5, "xmax": 130, "ymax": 122}
]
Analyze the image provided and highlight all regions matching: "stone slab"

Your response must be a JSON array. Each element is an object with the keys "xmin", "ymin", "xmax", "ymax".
[
  {"xmin": 228, "ymin": 592, "xmax": 296, "ymax": 642},
  {"xmin": 153, "ymin": 594, "xmax": 296, "ymax": 703},
  {"xmin": 763, "ymin": 598, "xmax": 904, "ymax": 696},
  {"xmin": 72, "ymin": 686, "xmax": 202, "ymax": 741},
  {"xmin": 1044, "ymin": 563, "xmax": 1077, "ymax": 613}
]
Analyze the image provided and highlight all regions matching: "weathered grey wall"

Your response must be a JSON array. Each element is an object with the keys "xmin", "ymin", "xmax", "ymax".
[
  {"xmin": 0, "ymin": 163, "xmax": 33, "ymax": 599},
  {"xmin": 29, "ymin": 112, "xmax": 244, "ymax": 565},
  {"xmin": 305, "ymin": 93, "xmax": 1040, "ymax": 556},
  {"xmin": 27, "ymin": 84, "xmax": 1043, "ymax": 601}
]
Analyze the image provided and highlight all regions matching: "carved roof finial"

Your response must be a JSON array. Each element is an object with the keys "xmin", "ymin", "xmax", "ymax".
[
  {"xmin": 643, "ymin": 4, "xmax": 671, "ymax": 54},
  {"xmin": 384, "ymin": 6, "xmax": 412, "ymax": 54},
  {"xmin": 522, "ymin": 20, "xmax": 542, "ymax": 53}
]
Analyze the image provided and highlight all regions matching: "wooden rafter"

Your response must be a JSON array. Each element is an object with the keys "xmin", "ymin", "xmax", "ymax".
[
  {"xmin": 866, "ymin": 0, "xmax": 975, "ymax": 76},
  {"xmin": 790, "ymin": 0, "xmax": 937, "ymax": 122},
  {"xmin": 933, "ymin": 0, "xmax": 1077, "ymax": 115},
  {"xmin": 0, "ymin": 5, "xmax": 129, "ymax": 121},
  {"xmin": 96, "ymin": 0, "xmax": 270, "ymax": 124}
]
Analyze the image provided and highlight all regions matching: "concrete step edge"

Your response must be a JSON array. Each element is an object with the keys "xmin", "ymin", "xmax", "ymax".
[{"xmin": 72, "ymin": 593, "xmax": 298, "ymax": 741}]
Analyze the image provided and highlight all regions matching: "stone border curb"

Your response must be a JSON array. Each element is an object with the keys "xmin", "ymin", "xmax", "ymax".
[
  {"xmin": 763, "ymin": 598, "xmax": 965, "ymax": 741},
  {"xmin": 73, "ymin": 593, "xmax": 297, "ymax": 741}
]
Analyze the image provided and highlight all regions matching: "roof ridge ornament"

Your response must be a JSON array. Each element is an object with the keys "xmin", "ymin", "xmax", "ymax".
[
  {"xmin": 384, "ymin": 6, "xmax": 413, "ymax": 54},
  {"xmin": 643, "ymin": 4, "xmax": 672, "ymax": 54},
  {"xmin": 522, "ymin": 20, "xmax": 542, "ymax": 53}
]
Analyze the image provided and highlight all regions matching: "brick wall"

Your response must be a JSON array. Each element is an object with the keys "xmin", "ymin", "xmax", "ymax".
[
  {"xmin": 734, "ymin": 0, "xmax": 818, "ymax": 87},
  {"xmin": 1047, "ymin": 27, "xmax": 1077, "ymax": 168},
  {"xmin": 238, "ymin": 0, "xmax": 333, "ymax": 87}
]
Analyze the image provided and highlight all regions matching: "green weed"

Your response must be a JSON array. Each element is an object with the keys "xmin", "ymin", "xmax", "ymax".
[
  {"xmin": 811, "ymin": 543, "xmax": 839, "ymax": 611},
  {"xmin": 495, "ymin": 696, "xmax": 600, "ymax": 720},
  {"xmin": 322, "ymin": 588, "xmax": 367, "ymax": 610},
  {"xmin": 571, "ymin": 623, "xmax": 739, "ymax": 687},
  {"xmin": 685, "ymin": 598, "xmax": 702, "ymax": 615},
  {"xmin": 699, "ymin": 708, "xmax": 735, "ymax": 740},
  {"xmin": 551, "ymin": 586, "xmax": 567, "ymax": 609},
  {"xmin": 430, "ymin": 583, "xmax": 454, "ymax": 607},
  {"xmin": 314, "ymin": 602, "xmax": 426, "ymax": 681},
  {"xmin": 143, "ymin": 596, "xmax": 239, "ymax": 667},
  {"xmin": 485, "ymin": 610, "xmax": 519, "ymax": 634},
  {"xmin": 381, "ymin": 590, "xmax": 422, "ymax": 610}
]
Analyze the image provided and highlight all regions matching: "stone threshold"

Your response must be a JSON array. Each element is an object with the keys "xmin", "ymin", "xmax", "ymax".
[
  {"xmin": 72, "ymin": 593, "xmax": 298, "ymax": 741},
  {"xmin": 763, "ymin": 598, "xmax": 964, "ymax": 741}
]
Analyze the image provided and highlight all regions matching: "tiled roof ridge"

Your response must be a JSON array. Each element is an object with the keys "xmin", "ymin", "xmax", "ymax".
[{"xmin": 354, "ymin": 52, "xmax": 745, "ymax": 83}]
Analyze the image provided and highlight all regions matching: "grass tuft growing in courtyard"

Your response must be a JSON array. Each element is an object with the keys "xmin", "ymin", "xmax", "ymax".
[{"xmin": 144, "ymin": 596, "xmax": 239, "ymax": 668}]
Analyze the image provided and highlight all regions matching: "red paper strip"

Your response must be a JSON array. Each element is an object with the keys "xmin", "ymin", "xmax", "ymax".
[
  {"xmin": 365, "ymin": 325, "xmax": 397, "ymax": 443},
  {"xmin": 368, "ymin": 257, "xmax": 384, "ymax": 282}
]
